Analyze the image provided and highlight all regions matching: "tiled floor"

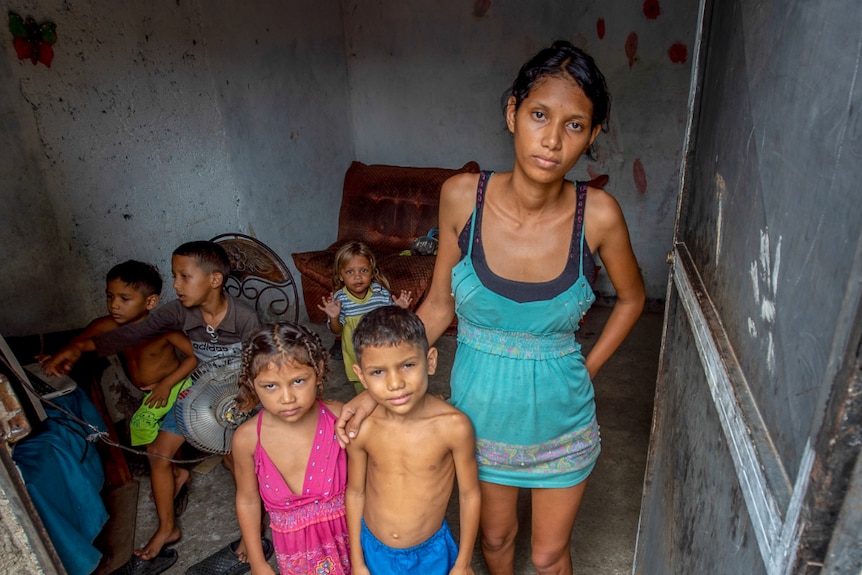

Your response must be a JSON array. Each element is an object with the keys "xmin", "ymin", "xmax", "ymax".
[{"xmin": 109, "ymin": 305, "xmax": 662, "ymax": 574}]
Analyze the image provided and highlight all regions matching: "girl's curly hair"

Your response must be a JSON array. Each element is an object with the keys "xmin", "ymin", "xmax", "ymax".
[{"xmin": 236, "ymin": 322, "xmax": 330, "ymax": 411}]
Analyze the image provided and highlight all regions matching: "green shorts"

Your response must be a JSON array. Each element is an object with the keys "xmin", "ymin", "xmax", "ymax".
[{"xmin": 128, "ymin": 377, "xmax": 192, "ymax": 446}]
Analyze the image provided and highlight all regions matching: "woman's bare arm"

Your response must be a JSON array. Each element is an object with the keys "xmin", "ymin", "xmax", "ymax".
[
  {"xmin": 416, "ymin": 172, "xmax": 477, "ymax": 345},
  {"xmin": 583, "ymin": 187, "xmax": 645, "ymax": 378}
]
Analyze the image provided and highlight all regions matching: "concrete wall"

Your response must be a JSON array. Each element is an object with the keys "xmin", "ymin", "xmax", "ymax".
[
  {"xmin": 0, "ymin": 0, "xmax": 352, "ymax": 336},
  {"xmin": 345, "ymin": 0, "xmax": 698, "ymax": 300},
  {"xmin": 0, "ymin": 0, "xmax": 696, "ymax": 337}
]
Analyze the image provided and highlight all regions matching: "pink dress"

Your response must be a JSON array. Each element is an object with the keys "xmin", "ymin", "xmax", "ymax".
[{"xmin": 254, "ymin": 402, "xmax": 351, "ymax": 574}]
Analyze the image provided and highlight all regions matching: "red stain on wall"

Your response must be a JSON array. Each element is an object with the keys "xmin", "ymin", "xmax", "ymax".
[
  {"xmin": 625, "ymin": 32, "xmax": 638, "ymax": 69},
  {"xmin": 643, "ymin": 0, "xmax": 661, "ymax": 20},
  {"xmin": 597, "ymin": 18, "xmax": 606, "ymax": 40},
  {"xmin": 473, "ymin": 0, "xmax": 491, "ymax": 17},
  {"xmin": 668, "ymin": 42, "xmax": 688, "ymax": 63},
  {"xmin": 588, "ymin": 173, "xmax": 610, "ymax": 189},
  {"xmin": 587, "ymin": 165, "xmax": 601, "ymax": 181},
  {"xmin": 633, "ymin": 159, "xmax": 647, "ymax": 195}
]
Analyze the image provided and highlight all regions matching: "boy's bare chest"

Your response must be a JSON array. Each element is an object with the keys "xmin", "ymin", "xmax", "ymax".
[
  {"xmin": 123, "ymin": 337, "xmax": 174, "ymax": 362},
  {"xmin": 366, "ymin": 424, "xmax": 451, "ymax": 474},
  {"xmin": 119, "ymin": 337, "xmax": 178, "ymax": 384}
]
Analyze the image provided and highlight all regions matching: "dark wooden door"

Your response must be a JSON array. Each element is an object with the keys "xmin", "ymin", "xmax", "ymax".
[{"xmin": 634, "ymin": 0, "xmax": 862, "ymax": 573}]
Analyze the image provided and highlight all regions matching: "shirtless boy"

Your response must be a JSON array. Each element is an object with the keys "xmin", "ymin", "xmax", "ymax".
[
  {"xmin": 345, "ymin": 306, "xmax": 480, "ymax": 575},
  {"xmin": 41, "ymin": 260, "xmax": 197, "ymax": 447}
]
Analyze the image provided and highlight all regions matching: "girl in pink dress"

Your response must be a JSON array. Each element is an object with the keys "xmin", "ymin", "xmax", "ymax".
[{"xmin": 233, "ymin": 322, "xmax": 350, "ymax": 574}]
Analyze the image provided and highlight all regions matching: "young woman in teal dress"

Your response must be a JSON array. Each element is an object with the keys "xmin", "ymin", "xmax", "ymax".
[{"xmin": 338, "ymin": 41, "xmax": 644, "ymax": 574}]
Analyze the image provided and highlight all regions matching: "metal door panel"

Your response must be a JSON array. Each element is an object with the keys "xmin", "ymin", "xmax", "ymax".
[{"xmin": 634, "ymin": 0, "xmax": 862, "ymax": 572}]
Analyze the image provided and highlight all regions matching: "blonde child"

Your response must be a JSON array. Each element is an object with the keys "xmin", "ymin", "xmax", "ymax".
[
  {"xmin": 232, "ymin": 322, "xmax": 351, "ymax": 575},
  {"xmin": 318, "ymin": 241, "xmax": 412, "ymax": 394}
]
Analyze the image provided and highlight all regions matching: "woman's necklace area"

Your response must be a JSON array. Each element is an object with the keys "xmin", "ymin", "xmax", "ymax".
[{"xmin": 205, "ymin": 324, "xmax": 219, "ymax": 343}]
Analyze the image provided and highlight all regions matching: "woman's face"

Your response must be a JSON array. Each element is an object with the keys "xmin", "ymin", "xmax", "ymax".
[{"xmin": 507, "ymin": 75, "xmax": 602, "ymax": 183}]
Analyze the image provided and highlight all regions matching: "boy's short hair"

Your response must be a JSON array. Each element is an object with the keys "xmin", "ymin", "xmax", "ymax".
[
  {"xmin": 352, "ymin": 306, "xmax": 429, "ymax": 364},
  {"xmin": 106, "ymin": 260, "xmax": 162, "ymax": 297},
  {"xmin": 173, "ymin": 241, "xmax": 231, "ymax": 279}
]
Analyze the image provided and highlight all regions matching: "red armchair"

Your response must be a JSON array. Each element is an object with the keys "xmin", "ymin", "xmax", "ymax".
[{"xmin": 292, "ymin": 160, "xmax": 480, "ymax": 323}]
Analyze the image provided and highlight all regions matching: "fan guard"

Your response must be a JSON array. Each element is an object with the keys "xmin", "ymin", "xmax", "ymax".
[{"xmin": 174, "ymin": 356, "xmax": 254, "ymax": 454}]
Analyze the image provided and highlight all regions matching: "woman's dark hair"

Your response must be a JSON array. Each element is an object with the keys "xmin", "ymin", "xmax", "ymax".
[{"xmin": 505, "ymin": 40, "xmax": 611, "ymax": 155}]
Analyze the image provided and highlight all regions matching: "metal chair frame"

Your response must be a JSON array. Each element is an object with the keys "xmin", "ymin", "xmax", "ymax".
[{"xmin": 210, "ymin": 233, "xmax": 300, "ymax": 324}]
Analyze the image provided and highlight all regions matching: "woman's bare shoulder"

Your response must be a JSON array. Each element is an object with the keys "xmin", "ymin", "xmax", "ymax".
[
  {"xmin": 442, "ymin": 172, "xmax": 480, "ymax": 204},
  {"xmin": 585, "ymin": 185, "xmax": 626, "ymax": 229},
  {"xmin": 444, "ymin": 170, "xmax": 481, "ymax": 190},
  {"xmin": 440, "ymin": 171, "xmax": 481, "ymax": 232}
]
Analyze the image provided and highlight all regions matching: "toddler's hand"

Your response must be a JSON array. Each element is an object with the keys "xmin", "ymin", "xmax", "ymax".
[
  {"xmin": 317, "ymin": 294, "xmax": 342, "ymax": 318},
  {"xmin": 393, "ymin": 290, "xmax": 413, "ymax": 308}
]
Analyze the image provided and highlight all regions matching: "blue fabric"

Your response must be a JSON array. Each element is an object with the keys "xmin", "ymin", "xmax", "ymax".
[
  {"xmin": 361, "ymin": 518, "xmax": 458, "ymax": 575},
  {"xmin": 12, "ymin": 388, "xmax": 108, "ymax": 575},
  {"xmin": 157, "ymin": 400, "xmax": 181, "ymax": 436},
  {"xmin": 450, "ymin": 171, "xmax": 600, "ymax": 488}
]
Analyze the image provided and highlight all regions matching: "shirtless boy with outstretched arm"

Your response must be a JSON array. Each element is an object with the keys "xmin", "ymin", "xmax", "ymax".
[{"xmin": 41, "ymin": 260, "xmax": 197, "ymax": 448}]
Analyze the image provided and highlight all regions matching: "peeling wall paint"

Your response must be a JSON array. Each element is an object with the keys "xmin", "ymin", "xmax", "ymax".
[
  {"xmin": 0, "ymin": 0, "xmax": 353, "ymax": 335},
  {"xmin": 748, "ymin": 228, "xmax": 781, "ymax": 373},
  {"xmin": 715, "ymin": 172, "xmax": 726, "ymax": 261}
]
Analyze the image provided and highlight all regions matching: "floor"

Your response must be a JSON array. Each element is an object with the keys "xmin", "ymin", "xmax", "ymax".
[{"xmin": 102, "ymin": 305, "xmax": 663, "ymax": 574}]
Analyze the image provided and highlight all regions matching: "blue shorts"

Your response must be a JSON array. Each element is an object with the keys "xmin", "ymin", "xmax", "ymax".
[
  {"xmin": 360, "ymin": 518, "xmax": 458, "ymax": 575},
  {"xmin": 158, "ymin": 384, "xmax": 194, "ymax": 437},
  {"xmin": 158, "ymin": 403, "xmax": 180, "ymax": 436}
]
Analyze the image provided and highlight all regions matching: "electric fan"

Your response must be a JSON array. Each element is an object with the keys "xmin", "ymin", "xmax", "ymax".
[{"xmin": 174, "ymin": 356, "xmax": 254, "ymax": 454}]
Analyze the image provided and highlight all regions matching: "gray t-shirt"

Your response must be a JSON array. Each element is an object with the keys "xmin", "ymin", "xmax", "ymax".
[{"xmin": 92, "ymin": 295, "xmax": 260, "ymax": 362}]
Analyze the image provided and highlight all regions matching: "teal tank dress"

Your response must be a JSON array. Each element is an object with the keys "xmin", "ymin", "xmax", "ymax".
[{"xmin": 450, "ymin": 171, "xmax": 600, "ymax": 488}]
